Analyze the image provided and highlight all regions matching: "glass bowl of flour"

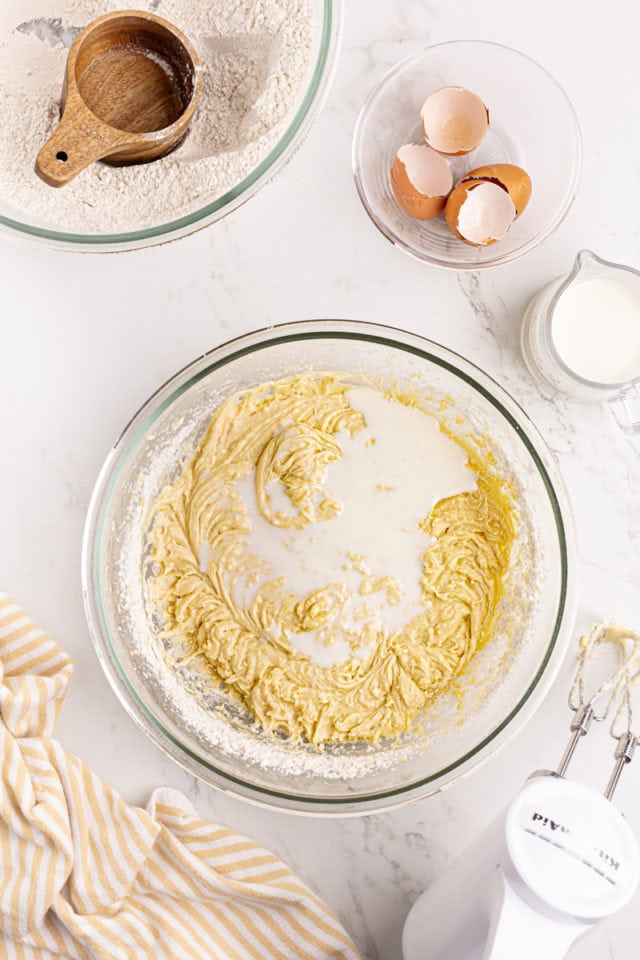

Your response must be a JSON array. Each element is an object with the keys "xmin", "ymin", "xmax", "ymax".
[
  {"xmin": 83, "ymin": 320, "xmax": 578, "ymax": 815},
  {"xmin": 0, "ymin": 0, "xmax": 341, "ymax": 251}
]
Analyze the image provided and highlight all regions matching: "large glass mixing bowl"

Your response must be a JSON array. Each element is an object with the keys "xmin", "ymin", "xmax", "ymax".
[
  {"xmin": 82, "ymin": 321, "xmax": 577, "ymax": 815},
  {"xmin": 0, "ymin": 0, "xmax": 341, "ymax": 252}
]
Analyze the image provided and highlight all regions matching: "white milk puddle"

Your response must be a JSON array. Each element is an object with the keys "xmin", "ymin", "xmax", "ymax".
[{"xmin": 235, "ymin": 387, "xmax": 476, "ymax": 667}]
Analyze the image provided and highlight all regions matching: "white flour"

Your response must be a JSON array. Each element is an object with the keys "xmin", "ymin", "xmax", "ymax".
[{"xmin": 0, "ymin": 0, "xmax": 313, "ymax": 233}]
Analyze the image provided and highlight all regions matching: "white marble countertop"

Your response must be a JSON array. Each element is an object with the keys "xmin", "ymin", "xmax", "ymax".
[{"xmin": 2, "ymin": 1, "xmax": 640, "ymax": 957}]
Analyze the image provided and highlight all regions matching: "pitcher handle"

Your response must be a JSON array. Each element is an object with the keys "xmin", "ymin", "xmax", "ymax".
[{"xmin": 609, "ymin": 383, "xmax": 640, "ymax": 437}]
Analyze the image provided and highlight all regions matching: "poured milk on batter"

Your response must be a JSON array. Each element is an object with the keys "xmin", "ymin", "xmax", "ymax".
[
  {"xmin": 236, "ymin": 388, "xmax": 477, "ymax": 667},
  {"xmin": 151, "ymin": 373, "xmax": 515, "ymax": 744}
]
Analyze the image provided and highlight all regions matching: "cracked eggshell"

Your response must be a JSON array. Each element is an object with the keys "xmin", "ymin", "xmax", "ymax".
[
  {"xmin": 463, "ymin": 164, "xmax": 532, "ymax": 217},
  {"xmin": 421, "ymin": 86, "xmax": 489, "ymax": 156},
  {"xmin": 445, "ymin": 178, "xmax": 516, "ymax": 246},
  {"xmin": 391, "ymin": 143, "xmax": 453, "ymax": 220}
]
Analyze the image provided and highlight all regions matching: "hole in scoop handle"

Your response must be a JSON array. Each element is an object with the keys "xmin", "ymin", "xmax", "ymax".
[{"xmin": 35, "ymin": 102, "xmax": 128, "ymax": 188}]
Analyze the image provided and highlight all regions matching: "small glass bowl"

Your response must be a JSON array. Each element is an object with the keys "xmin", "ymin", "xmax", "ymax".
[
  {"xmin": 0, "ymin": 0, "xmax": 342, "ymax": 253},
  {"xmin": 353, "ymin": 41, "xmax": 582, "ymax": 270}
]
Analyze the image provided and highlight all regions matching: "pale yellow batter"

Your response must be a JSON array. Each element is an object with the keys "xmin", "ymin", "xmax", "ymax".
[{"xmin": 149, "ymin": 374, "xmax": 515, "ymax": 745}]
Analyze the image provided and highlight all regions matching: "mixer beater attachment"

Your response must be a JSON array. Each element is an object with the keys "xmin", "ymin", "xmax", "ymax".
[{"xmin": 556, "ymin": 621, "xmax": 640, "ymax": 798}]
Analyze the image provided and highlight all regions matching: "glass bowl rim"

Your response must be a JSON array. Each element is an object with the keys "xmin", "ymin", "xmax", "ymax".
[
  {"xmin": 0, "ymin": 0, "xmax": 342, "ymax": 251},
  {"xmin": 352, "ymin": 39, "xmax": 583, "ymax": 271},
  {"xmin": 82, "ymin": 319, "xmax": 578, "ymax": 814}
]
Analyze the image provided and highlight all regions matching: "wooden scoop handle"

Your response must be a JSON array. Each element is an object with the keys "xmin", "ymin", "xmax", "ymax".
[{"xmin": 35, "ymin": 99, "xmax": 131, "ymax": 188}]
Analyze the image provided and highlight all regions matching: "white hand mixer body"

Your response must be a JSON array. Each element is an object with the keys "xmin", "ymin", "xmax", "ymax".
[
  {"xmin": 403, "ymin": 623, "xmax": 640, "ymax": 960},
  {"xmin": 402, "ymin": 774, "xmax": 639, "ymax": 960}
]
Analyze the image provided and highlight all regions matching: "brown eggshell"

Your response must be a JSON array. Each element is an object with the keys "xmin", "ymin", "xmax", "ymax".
[
  {"xmin": 421, "ymin": 87, "xmax": 489, "ymax": 156},
  {"xmin": 391, "ymin": 160, "xmax": 446, "ymax": 220},
  {"xmin": 462, "ymin": 164, "xmax": 532, "ymax": 217},
  {"xmin": 445, "ymin": 178, "xmax": 516, "ymax": 246},
  {"xmin": 445, "ymin": 181, "xmax": 484, "ymax": 244},
  {"xmin": 390, "ymin": 146, "xmax": 452, "ymax": 221}
]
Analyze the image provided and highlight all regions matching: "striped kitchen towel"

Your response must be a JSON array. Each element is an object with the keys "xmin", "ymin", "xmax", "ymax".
[{"xmin": 0, "ymin": 592, "xmax": 360, "ymax": 960}]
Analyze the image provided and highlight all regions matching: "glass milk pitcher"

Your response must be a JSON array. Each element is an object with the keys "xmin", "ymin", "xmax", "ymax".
[{"xmin": 521, "ymin": 250, "xmax": 640, "ymax": 432}]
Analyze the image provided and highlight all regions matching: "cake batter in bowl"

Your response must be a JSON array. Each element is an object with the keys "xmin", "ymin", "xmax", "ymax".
[{"xmin": 82, "ymin": 320, "xmax": 577, "ymax": 815}]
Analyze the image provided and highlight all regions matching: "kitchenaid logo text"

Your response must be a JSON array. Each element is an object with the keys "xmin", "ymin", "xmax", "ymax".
[{"xmin": 530, "ymin": 812, "xmax": 620, "ymax": 873}]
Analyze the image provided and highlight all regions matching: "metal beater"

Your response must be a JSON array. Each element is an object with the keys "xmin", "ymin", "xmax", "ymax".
[{"xmin": 556, "ymin": 621, "xmax": 640, "ymax": 797}]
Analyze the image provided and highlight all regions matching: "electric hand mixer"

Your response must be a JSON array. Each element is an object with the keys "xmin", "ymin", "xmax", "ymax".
[{"xmin": 403, "ymin": 624, "xmax": 640, "ymax": 960}]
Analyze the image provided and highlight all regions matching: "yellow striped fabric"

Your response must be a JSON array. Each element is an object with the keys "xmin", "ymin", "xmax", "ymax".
[{"xmin": 0, "ymin": 592, "xmax": 360, "ymax": 960}]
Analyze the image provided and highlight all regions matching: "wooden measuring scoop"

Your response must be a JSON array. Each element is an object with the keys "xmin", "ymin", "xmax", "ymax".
[{"xmin": 35, "ymin": 11, "xmax": 202, "ymax": 188}]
